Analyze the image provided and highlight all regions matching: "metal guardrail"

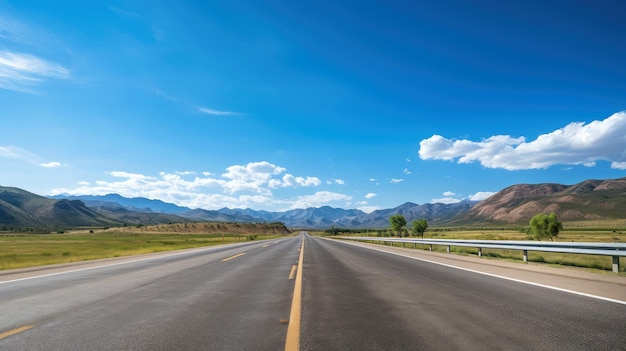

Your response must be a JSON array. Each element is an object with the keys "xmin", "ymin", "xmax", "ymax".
[{"xmin": 337, "ymin": 236, "xmax": 626, "ymax": 273}]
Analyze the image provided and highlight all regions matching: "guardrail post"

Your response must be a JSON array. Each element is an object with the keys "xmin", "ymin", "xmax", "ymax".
[
  {"xmin": 523, "ymin": 250, "xmax": 528, "ymax": 262},
  {"xmin": 612, "ymin": 256, "xmax": 620, "ymax": 273},
  {"xmin": 414, "ymin": 243, "xmax": 417, "ymax": 249},
  {"xmin": 429, "ymin": 244, "xmax": 433, "ymax": 252},
  {"xmin": 447, "ymin": 246, "xmax": 450, "ymax": 254},
  {"xmin": 478, "ymin": 248, "xmax": 482, "ymax": 257}
]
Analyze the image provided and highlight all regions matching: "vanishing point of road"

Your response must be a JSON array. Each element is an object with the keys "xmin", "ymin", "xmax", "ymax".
[{"xmin": 1, "ymin": 233, "xmax": 625, "ymax": 350}]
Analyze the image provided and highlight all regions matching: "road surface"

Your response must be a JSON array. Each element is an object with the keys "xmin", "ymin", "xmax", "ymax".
[{"xmin": 1, "ymin": 233, "xmax": 624, "ymax": 350}]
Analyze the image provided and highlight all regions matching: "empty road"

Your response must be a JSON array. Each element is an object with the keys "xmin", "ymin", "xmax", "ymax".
[{"xmin": 1, "ymin": 233, "xmax": 624, "ymax": 350}]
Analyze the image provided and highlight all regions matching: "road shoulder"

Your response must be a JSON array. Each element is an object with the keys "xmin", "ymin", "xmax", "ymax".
[{"xmin": 326, "ymin": 237, "xmax": 626, "ymax": 303}]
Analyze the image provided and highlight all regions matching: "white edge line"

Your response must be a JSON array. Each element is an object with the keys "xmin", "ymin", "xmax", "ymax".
[
  {"xmin": 330, "ymin": 238, "xmax": 626, "ymax": 306},
  {"xmin": 0, "ymin": 243, "xmax": 249, "ymax": 285}
]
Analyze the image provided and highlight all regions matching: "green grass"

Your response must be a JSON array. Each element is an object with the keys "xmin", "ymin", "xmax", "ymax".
[{"xmin": 0, "ymin": 232, "xmax": 282, "ymax": 270}]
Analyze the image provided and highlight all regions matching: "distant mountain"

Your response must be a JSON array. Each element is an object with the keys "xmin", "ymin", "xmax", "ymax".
[
  {"xmin": 213, "ymin": 203, "xmax": 474, "ymax": 228},
  {"xmin": 1, "ymin": 187, "xmax": 119, "ymax": 228},
  {"xmin": 9, "ymin": 176, "xmax": 626, "ymax": 229},
  {"xmin": 180, "ymin": 208, "xmax": 264, "ymax": 223},
  {"xmin": 90, "ymin": 206, "xmax": 189, "ymax": 225},
  {"xmin": 454, "ymin": 177, "xmax": 626, "ymax": 224},
  {"xmin": 49, "ymin": 194, "xmax": 191, "ymax": 213},
  {"xmin": 356, "ymin": 201, "xmax": 477, "ymax": 227}
]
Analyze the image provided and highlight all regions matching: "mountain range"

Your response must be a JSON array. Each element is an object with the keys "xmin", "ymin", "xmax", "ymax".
[{"xmin": 2, "ymin": 176, "xmax": 626, "ymax": 230}]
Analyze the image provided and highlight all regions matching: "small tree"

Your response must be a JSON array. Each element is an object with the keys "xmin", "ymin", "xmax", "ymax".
[
  {"xmin": 412, "ymin": 219, "xmax": 428, "ymax": 237},
  {"xmin": 529, "ymin": 212, "xmax": 563, "ymax": 241},
  {"xmin": 389, "ymin": 214, "xmax": 407, "ymax": 237}
]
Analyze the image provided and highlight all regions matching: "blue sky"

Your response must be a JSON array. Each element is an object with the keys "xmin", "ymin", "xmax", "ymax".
[{"xmin": 1, "ymin": 0, "xmax": 626, "ymax": 212}]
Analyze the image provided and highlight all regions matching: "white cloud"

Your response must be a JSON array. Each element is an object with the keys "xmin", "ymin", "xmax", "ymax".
[
  {"xmin": 469, "ymin": 191, "xmax": 497, "ymax": 201},
  {"xmin": 419, "ymin": 111, "xmax": 626, "ymax": 171},
  {"xmin": 403, "ymin": 168, "xmax": 411, "ymax": 175},
  {"xmin": 406, "ymin": 158, "xmax": 411, "ymax": 162},
  {"xmin": 1, "ymin": 145, "xmax": 63, "ymax": 168},
  {"xmin": 390, "ymin": 178, "xmax": 404, "ymax": 183},
  {"xmin": 357, "ymin": 205, "xmax": 380, "ymax": 213},
  {"xmin": 287, "ymin": 191, "xmax": 352, "ymax": 210},
  {"xmin": 334, "ymin": 179, "xmax": 345, "ymax": 185},
  {"xmin": 369, "ymin": 178, "xmax": 376, "ymax": 182},
  {"xmin": 365, "ymin": 192, "xmax": 377, "ymax": 199},
  {"xmin": 611, "ymin": 162, "xmax": 626, "ymax": 170},
  {"xmin": 198, "ymin": 107, "xmax": 243, "ymax": 116},
  {"xmin": 0, "ymin": 50, "xmax": 69, "ymax": 92},
  {"xmin": 50, "ymin": 161, "xmax": 335, "ymax": 211},
  {"xmin": 443, "ymin": 191, "xmax": 457, "ymax": 197},
  {"xmin": 431, "ymin": 197, "xmax": 463, "ymax": 204},
  {"xmin": 40, "ymin": 162, "xmax": 61, "ymax": 168},
  {"xmin": 0, "ymin": 145, "xmax": 35, "ymax": 161}
]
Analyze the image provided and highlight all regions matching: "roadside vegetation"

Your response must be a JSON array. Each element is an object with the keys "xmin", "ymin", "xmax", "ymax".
[
  {"xmin": 318, "ymin": 214, "xmax": 625, "ymax": 273},
  {"xmin": 0, "ymin": 222, "xmax": 292, "ymax": 270}
]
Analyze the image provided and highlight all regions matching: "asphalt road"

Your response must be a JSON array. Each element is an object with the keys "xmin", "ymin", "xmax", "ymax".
[
  {"xmin": 0, "ymin": 238, "xmax": 300, "ymax": 350},
  {"xmin": 1, "ymin": 233, "xmax": 625, "ymax": 350}
]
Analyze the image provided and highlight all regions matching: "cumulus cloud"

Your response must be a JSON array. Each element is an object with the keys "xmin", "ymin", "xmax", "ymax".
[
  {"xmin": 287, "ymin": 191, "xmax": 352, "ymax": 210},
  {"xmin": 40, "ymin": 162, "xmax": 61, "ymax": 168},
  {"xmin": 431, "ymin": 191, "xmax": 464, "ymax": 204},
  {"xmin": 365, "ymin": 193, "xmax": 377, "ymax": 199},
  {"xmin": 431, "ymin": 197, "xmax": 463, "ymax": 204},
  {"xmin": 469, "ymin": 191, "xmax": 497, "ymax": 201},
  {"xmin": 357, "ymin": 205, "xmax": 380, "ymax": 213},
  {"xmin": 419, "ymin": 111, "xmax": 626, "ymax": 171},
  {"xmin": 50, "ymin": 161, "xmax": 338, "ymax": 210}
]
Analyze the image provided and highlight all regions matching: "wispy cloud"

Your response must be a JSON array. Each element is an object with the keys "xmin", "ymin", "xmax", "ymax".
[
  {"xmin": 390, "ymin": 178, "xmax": 404, "ymax": 183},
  {"xmin": 153, "ymin": 89, "xmax": 244, "ymax": 117},
  {"xmin": 419, "ymin": 111, "xmax": 626, "ymax": 171},
  {"xmin": 109, "ymin": 6, "xmax": 139, "ymax": 18},
  {"xmin": 0, "ymin": 50, "xmax": 70, "ymax": 92},
  {"xmin": 403, "ymin": 168, "xmax": 411, "ymax": 175},
  {"xmin": 198, "ymin": 107, "xmax": 244, "ymax": 116},
  {"xmin": 50, "ymin": 161, "xmax": 341, "ymax": 210},
  {"xmin": 365, "ymin": 193, "xmax": 377, "ymax": 199},
  {"xmin": 1, "ymin": 145, "xmax": 63, "ymax": 168},
  {"xmin": 0, "ymin": 15, "xmax": 32, "ymax": 44}
]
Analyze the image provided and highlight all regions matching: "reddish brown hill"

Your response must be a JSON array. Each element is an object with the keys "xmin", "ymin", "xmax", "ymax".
[{"xmin": 453, "ymin": 177, "xmax": 626, "ymax": 224}]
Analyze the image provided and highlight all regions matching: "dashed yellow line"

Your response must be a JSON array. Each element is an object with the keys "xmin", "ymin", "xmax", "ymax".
[
  {"xmin": 222, "ymin": 253, "xmax": 246, "ymax": 262},
  {"xmin": 262, "ymin": 244, "xmax": 270, "ymax": 248},
  {"xmin": 288, "ymin": 265, "xmax": 297, "ymax": 280},
  {"xmin": 285, "ymin": 239, "xmax": 305, "ymax": 351},
  {"xmin": 0, "ymin": 325, "xmax": 33, "ymax": 340}
]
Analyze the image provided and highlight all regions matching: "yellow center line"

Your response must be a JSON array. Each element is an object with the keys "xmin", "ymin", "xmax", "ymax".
[
  {"xmin": 288, "ymin": 265, "xmax": 297, "ymax": 280},
  {"xmin": 285, "ymin": 238, "xmax": 305, "ymax": 351},
  {"xmin": 0, "ymin": 325, "xmax": 33, "ymax": 340},
  {"xmin": 222, "ymin": 253, "xmax": 246, "ymax": 262},
  {"xmin": 262, "ymin": 244, "xmax": 269, "ymax": 248}
]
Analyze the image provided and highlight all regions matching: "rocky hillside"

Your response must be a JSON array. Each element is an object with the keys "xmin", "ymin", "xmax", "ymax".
[
  {"xmin": 455, "ymin": 177, "xmax": 626, "ymax": 224},
  {"xmin": 0, "ymin": 187, "xmax": 119, "ymax": 228}
]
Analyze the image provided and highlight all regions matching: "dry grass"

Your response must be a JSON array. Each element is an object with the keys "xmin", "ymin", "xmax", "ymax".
[{"xmin": 0, "ymin": 230, "xmax": 286, "ymax": 270}]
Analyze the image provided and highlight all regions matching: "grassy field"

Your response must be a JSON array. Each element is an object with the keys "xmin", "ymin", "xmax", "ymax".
[
  {"xmin": 0, "ymin": 232, "xmax": 284, "ymax": 270},
  {"xmin": 324, "ymin": 226, "xmax": 626, "ymax": 274}
]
